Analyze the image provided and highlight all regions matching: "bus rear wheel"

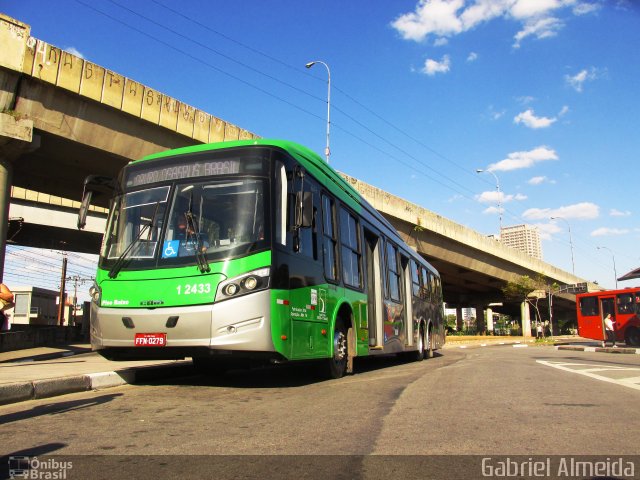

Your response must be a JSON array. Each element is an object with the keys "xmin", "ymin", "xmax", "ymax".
[
  {"xmin": 624, "ymin": 327, "xmax": 640, "ymax": 347},
  {"xmin": 425, "ymin": 327, "xmax": 434, "ymax": 359},
  {"xmin": 325, "ymin": 319, "xmax": 348, "ymax": 379},
  {"xmin": 408, "ymin": 326, "xmax": 425, "ymax": 362}
]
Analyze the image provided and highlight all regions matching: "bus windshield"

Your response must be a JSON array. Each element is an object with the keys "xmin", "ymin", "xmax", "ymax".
[
  {"xmin": 100, "ymin": 178, "xmax": 268, "ymax": 270},
  {"xmin": 161, "ymin": 178, "xmax": 266, "ymax": 262}
]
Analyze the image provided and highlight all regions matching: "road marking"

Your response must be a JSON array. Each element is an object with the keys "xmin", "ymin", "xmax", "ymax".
[{"xmin": 537, "ymin": 360, "xmax": 640, "ymax": 392}]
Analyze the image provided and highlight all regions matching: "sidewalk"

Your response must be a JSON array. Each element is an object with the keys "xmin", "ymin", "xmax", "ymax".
[{"xmin": 0, "ymin": 344, "xmax": 193, "ymax": 406}]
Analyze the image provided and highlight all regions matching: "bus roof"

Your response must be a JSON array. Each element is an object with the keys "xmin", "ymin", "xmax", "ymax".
[{"xmin": 136, "ymin": 139, "xmax": 429, "ymax": 271}]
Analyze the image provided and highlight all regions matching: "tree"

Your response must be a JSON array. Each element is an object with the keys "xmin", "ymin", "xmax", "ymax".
[{"xmin": 502, "ymin": 274, "xmax": 553, "ymax": 335}]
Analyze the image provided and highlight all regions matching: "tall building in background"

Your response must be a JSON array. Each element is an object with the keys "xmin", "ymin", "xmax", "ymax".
[{"xmin": 500, "ymin": 224, "xmax": 543, "ymax": 260}]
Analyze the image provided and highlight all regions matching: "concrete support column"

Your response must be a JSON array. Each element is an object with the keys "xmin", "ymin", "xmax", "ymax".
[
  {"xmin": 0, "ymin": 113, "xmax": 34, "ymax": 281},
  {"xmin": 520, "ymin": 301, "xmax": 532, "ymax": 337},
  {"xmin": 486, "ymin": 307, "xmax": 494, "ymax": 333},
  {"xmin": 475, "ymin": 306, "xmax": 486, "ymax": 334},
  {"xmin": 456, "ymin": 307, "xmax": 464, "ymax": 332},
  {"xmin": 0, "ymin": 156, "xmax": 12, "ymax": 280}
]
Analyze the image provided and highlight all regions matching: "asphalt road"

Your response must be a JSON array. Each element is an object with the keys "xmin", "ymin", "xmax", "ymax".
[{"xmin": 1, "ymin": 345, "xmax": 639, "ymax": 479}]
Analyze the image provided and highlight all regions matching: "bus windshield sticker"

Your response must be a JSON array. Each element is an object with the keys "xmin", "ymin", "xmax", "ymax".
[{"xmin": 162, "ymin": 240, "xmax": 180, "ymax": 258}]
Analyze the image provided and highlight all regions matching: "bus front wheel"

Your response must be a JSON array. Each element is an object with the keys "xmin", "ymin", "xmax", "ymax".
[{"xmin": 325, "ymin": 319, "xmax": 348, "ymax": 379}]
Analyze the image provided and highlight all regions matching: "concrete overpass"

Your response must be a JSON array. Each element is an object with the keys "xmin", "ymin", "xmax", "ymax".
[{"xmin": 0, "ymin": 14, "xmax": 593, "ymax": 334}]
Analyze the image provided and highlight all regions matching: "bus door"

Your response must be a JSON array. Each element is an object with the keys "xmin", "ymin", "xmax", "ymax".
[
  {"xmin": 600, "ymin": 296, "xmax": 615, "ymax": 339},
  {"xmin": 401, "ymin": 255, "xmax": 413, "ymax": 347},
  {"xmin": 364, "ymin": 229, "xmax": 383, "ymax": 348}
]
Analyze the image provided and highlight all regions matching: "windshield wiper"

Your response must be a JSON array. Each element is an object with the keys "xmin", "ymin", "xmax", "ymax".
[
  {"xmin": 108, "ymin": 201, "xmax": 160, "ymax": 279},
  {"xmin": 184, "ymin": 209, "xmax": 210, "ymax": 274}
]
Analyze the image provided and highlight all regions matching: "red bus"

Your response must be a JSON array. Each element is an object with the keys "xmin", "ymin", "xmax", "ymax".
[{"xmin": 576, "ymin": 287, "xmax": 640, "ymax": 347}]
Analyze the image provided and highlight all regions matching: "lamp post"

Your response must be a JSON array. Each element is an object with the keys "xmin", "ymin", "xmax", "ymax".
[
  {"xmin": 597, "ymin": 246, "xmax": 618, "ymax": 289},
  {"xmin": 550, "ymin": 216, "xmax": 575, "ymax": 275},
  {"xmin": 305, "ymin": 60, "xmax": 331, "ymax": 163},
  {"xmin": 476, "ymin": 168, "xmax": 502, "ymax": 236}
]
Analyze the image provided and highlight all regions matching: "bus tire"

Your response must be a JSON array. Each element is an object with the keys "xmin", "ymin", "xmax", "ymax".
[
  {"xmin": 409, "ymin": 325, "xmax": 425, "ymax": 362},
  {"xmin": 325, "ymin": 319, "xmax": 348, "ymax": 379},
  {"xmin": 425, "ymin": 326, "xmax": 434, "ymax": 359},
  {"xmin": 624, "ymin": 327, "xmax": 640, "ymax": 347}
]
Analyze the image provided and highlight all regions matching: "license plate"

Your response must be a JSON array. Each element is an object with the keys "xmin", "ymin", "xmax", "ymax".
[{"xmin": 134, "ymin": 333, "xmax": 167, "ymax": 347}]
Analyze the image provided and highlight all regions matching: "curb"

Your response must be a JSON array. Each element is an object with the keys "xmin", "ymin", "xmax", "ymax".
[
  {"xmin": 0, "ymin": 361, "xmax": 194, "ymax": 406},
  {"xmin": 556, "ymin": 345, "xmax": 640, "ymax": 354}
]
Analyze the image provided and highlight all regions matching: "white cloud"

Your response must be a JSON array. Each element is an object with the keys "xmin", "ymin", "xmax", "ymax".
[
  {"xmin": 513, "ymin": 16, "xmax": 564, "ymax": 48},
  {"xmin": 467, "ymin": 51, "xmax": 478, "ymax": 62},
  {"xmin": 482, "ymin": 205, "xmax": 503, "ymax": 215},
  {"xmin": 422, "ymin": 55, "xmax": 451, "ymax": 75},
  {"xmin": 565, "ymin": 67, "xmax": 598, "ymax": 92},
  {"xmin": 514, "ymin": 109, "xmax": 557, "ymax": 129},
  {"xmin": 535, "ymin": 222, "xmax": 562, "ymax": 240},
  {"xmin": 610, "ymin": 209, "xmax": 631, "ymax": 217},
  {"xmin": 434, "ymin": 37, "xmax": 450, "ymax": 46},
  {"xmin": 487, "ymin": 146, "xmax": 558, "ymax": 171},
  {"xmin": 573, "ymin": 2, "xmax": 600, "ymax": 15},
  {"xmin": 516, "ymin": 95, "xmax": 536, "ymax": 105},
  {"xmin": 392, "ymin": 0, "xmax": 465, "ymax": 41},
  {"xmin": 523, "ymin": 202, "xmax": 600, "ymax": 220},
  {"xmin": 65, "ymin": 46, "xmax": 84, "ymax": 59},
  {"xmin": 476, "ymin": 191, "xmax": 526, "ymax": 204},
  {"xmin": 392, "ymin": 0, "xmax": 591, "ymax": 47},
  {"xmin": 558, "ymin": 105, "xmax": 569, "ymax": 116},
  {"xmin": 591, "ymin": 227, "xmax": 630, "ymax": 237},
  {"xmin": 529, "ymin": 176, "xmax": 545, "ymax": 185},
  {"xmin": 477, "ymin": 191, "xmax": 503, "ymax": 204}
]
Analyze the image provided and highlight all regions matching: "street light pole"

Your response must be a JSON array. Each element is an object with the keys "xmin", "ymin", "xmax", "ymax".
[
  {"xmin": 550, "ymin": 216, "xmax": 575, "ymax": 275},
  {"xmin": 476, "ymin": 168, "xmax": 502, "ymax": 236},
  {"xmin": 305, "ymin": 60, "xmax": 331, "ymax": 163},
  {"xmin": 597, "ymin": 246, "xmax": 618, "ymax": 289}
]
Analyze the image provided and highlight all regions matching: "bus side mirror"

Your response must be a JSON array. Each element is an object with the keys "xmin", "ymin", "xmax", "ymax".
[
  {"xmin": 78, "ymin": 189, "xmax": 93, "ymax": 230},
  {"xmin": 77, "ymin": 175, "xmax": 116, "ymax": 230},
  {"xmin": 294, "ymin": 192, "xmax": 313, "ymax": 229}
]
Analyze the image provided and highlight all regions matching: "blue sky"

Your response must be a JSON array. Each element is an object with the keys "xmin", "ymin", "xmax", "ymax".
[{"xmin": 4, "ymin": 0, "xmax": 640, "ymax": 292}]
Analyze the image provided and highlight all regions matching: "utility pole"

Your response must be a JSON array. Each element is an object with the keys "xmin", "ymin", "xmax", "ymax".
[{"xmin": 57, "ymin": 255, "xmax": 67, "ymax": 326}]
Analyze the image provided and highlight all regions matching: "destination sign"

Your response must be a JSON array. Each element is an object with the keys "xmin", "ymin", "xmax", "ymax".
[{"xmin": 125, "ymin": 159, "xmax": 241, "ymax": 187}]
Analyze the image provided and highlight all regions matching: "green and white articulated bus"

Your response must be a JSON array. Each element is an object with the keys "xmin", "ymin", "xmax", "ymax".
[{"xmin": 78, "ymin": 139, "xmax": 445, "ymax": 378}]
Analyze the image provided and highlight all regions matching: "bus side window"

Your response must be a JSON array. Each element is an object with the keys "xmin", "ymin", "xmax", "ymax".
[
  {"xmin": 339, "ymin": 207, "xmax": 362, "ymax": 289},
  {"xmin": 616, "ymin": 293, "xmax": 634, "ymax": 315},
  {"xmin": 421, "ymin": 267, "xmax": 432, "ymax": 302},
  {"xmin": 579, "ymin": 297, "xmax": 598, "ymax": 317},
  {"xmin": 386, "ymin": 242, "xmax": 401, "ymax": 302},
  {"xmin": 321, "ymin": 194, "xmax": 337, "ymax": 282},
  {"xmin": 410, "ymin": 260, "xmax": 421, "ymax": 298}
]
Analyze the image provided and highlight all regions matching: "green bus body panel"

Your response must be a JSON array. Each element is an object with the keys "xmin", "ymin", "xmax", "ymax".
[
  {"xmin": 269, "ymin": 285, "xmax": 368, "ymax": 360},
  {"xmin": 96, "ymin": 251, "xmax": 271, "ymax": 308}
]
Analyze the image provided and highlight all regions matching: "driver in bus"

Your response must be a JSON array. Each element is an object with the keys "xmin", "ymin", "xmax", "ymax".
[{"xmin": 177, "ymin": 222, "xmax": 209, "ymax": 256}]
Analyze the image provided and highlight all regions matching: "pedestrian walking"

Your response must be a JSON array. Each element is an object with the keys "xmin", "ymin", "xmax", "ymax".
[{"xmin": 603, "ymin": 313, "xmax": 617, "ymax": 348}]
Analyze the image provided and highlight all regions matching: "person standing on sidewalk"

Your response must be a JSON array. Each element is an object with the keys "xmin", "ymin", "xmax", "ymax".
[
  {"xmin": 0, "ymin": 283, "xmax": 15, "ymax": 331},
  {"xmin": 604, "ymin": 313, "xmax": 617, "ymax": 348}
]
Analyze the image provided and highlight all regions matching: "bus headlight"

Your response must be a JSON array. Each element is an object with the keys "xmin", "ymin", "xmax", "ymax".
[
  {"xmin": 215, "ymin": 267, "xmax": 270, "ymax": 302},
  {"xmin": 89, "ymin": 282, "xmax": 102, "ymax": 304}
]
